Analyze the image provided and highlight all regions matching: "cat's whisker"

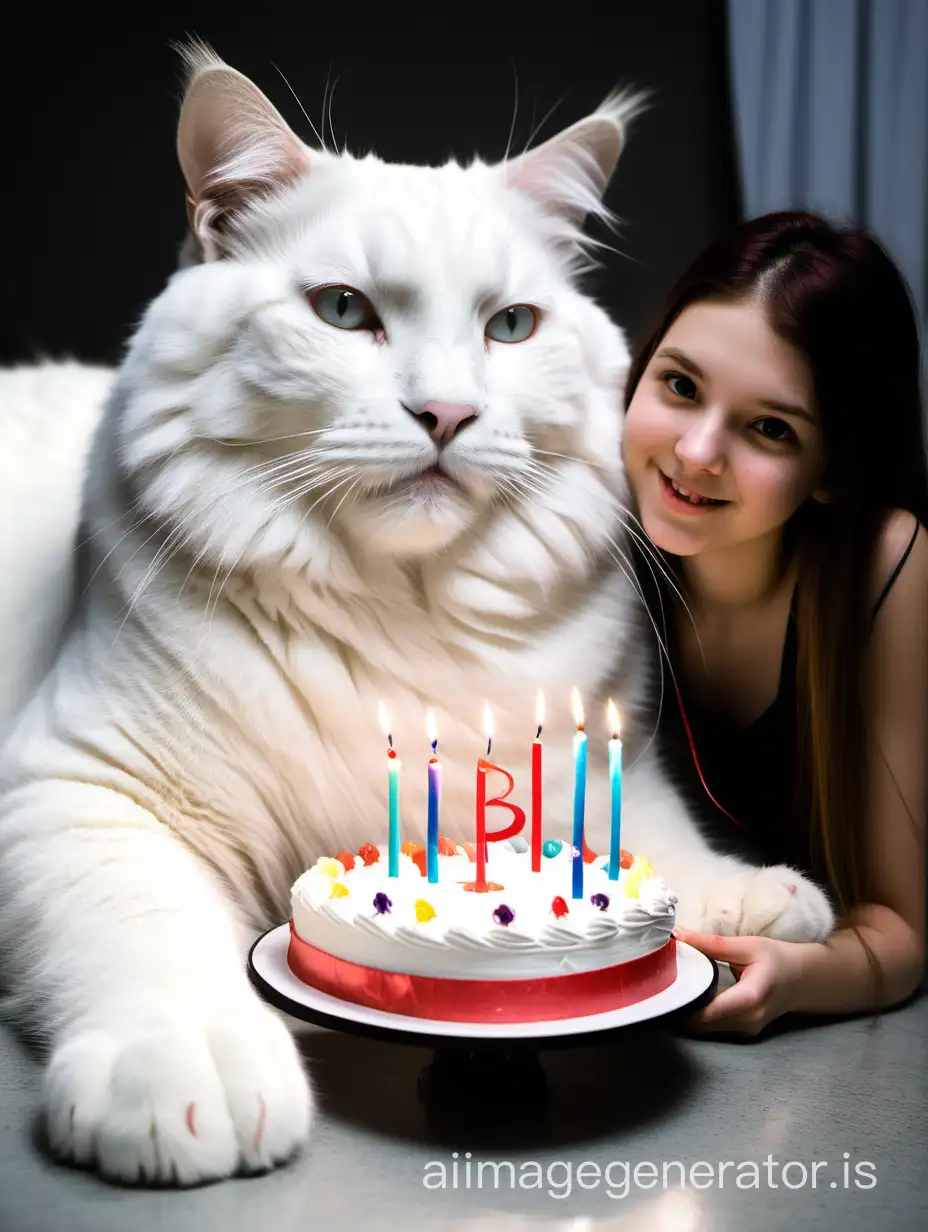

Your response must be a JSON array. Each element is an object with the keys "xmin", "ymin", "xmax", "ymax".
[
  {"xmin": 502, "ymin": 62, "xmax": 522, "ymax": 165},
  {"xmin": 269, "ymin": 61, "xmax": 327, "ymax": 151},
  {"xmin": 223, "ymin": 445, "xmax": 339, "ymax": 488},
  {"xmin": 531, "ymin": 448, "xmax": 608, "ymax": 471},
  {"xmin": 212, "ymin": 425, "xmax": 339, "ymax": 449},
  {"xmin": 597, "ymin": 539, "xmax": 670, "ymax": 770},
  {"xmin": 118, "ymin": 458, "xmax": 356, "ymax": 638},
  {"xmin": 519, "ymin": 94, "xmax": 567, "ymax": 159},
  {"xmin": 617, "ymin": 506, "xmax": 702, "ymax": 653},
  {"xmin": 193, "ymin": 473, "xmax": 352, "ymax": 645},
  {"xmin": 80, "ymin": 507, "xmax": 163, "ymax": 596},
  {"xmin": 323, "ymin": 475, "xmax": 362, "ymax": 534},
  {"xmin": 196, "ymin": 467, "xmax": 360, "ymax": 639},
  {"xmin": 176, "ymin": 464, "xmax": 358, "ymax": 604},
  {"xmin": 110, "ymin": 453, "xmax": 335, "ymax": 596}
]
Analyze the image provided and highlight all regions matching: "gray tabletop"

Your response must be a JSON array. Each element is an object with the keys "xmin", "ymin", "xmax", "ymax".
[{"xmin": 1, "ymin": 978, "xmax": 925, "ymax": 1232}]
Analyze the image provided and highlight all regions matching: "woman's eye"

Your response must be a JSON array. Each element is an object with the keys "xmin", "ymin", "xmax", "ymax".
[
  {"xmin": 753, "ymin": 417, "xmax": 796, "ymax": 444},
  {"xmin": 485, "ymin": 305, "xmax": 538, "ymax": 343},
  {"xmin": 664, "ymin": 372, "xmax": 698, "ymax": 400},
  {"xmin": 309, "ymin": 285, "xmax": 381, "ymax": 331}
]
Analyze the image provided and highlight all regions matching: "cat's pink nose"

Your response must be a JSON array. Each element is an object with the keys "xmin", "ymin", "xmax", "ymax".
[{"xmin": 409, "ymin": 401, "xmax": 479, "ymax": 445}]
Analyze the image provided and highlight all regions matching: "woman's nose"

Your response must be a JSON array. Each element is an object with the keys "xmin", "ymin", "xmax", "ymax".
[{"xmin": 674, "ymin": 416, "xmax": 726, "ymax": 473}]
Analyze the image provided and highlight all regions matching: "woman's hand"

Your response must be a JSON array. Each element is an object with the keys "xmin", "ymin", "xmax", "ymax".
[{"xmin": 672, "ymin": 927, "xmax": 806, "ymax": 1036}]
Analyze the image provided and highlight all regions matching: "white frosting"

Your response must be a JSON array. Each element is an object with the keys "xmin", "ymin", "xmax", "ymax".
[{"xmin": 290, "ymin": 844, "xmax": 676, "ymax": 980}]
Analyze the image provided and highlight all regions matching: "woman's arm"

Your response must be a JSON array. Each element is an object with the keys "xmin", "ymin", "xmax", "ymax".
[
  {"xmin": 678, "ymin": 510, "xmax": 927, "ymax": 1035},
  {"xmin": 788, "ymin": 903, "xmax": 923, "ymax": 1014}
]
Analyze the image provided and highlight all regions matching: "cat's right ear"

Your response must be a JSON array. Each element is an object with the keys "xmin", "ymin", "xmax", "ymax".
[
  {"xmin": 501, "ymin": 89, "xmax": 649, "ymax": 238},
  {"xmin": 175, "ymin": 41, "xmax": 313, "ymax": 262}
]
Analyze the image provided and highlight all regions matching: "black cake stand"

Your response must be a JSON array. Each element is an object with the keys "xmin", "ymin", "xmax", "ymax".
[{"xmin": 247, "ymin": 924, "xmax": 718, "ymax": 1118}]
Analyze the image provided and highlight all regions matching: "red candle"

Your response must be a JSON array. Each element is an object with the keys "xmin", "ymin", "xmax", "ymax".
[
  {"xmin": 476, "ymin": 757, "xmax": 491, "ymax": 886},
  {"xmin": 531, "ymin": 690, "xmax": 544, "ymax": 872}
]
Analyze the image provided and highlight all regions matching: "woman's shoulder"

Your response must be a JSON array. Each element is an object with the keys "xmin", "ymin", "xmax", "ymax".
[{"xmin": 870, "ymin": 508, "xmax": 928, "ymax": 620}]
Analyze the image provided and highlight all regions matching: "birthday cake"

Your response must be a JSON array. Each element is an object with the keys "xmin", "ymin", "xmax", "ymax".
[{"xmin": 287, "ymin": 840, "xmax": 678, "ymax": 1023}]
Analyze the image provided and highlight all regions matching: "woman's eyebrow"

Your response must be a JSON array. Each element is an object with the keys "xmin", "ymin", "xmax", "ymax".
[
  {"xmin": 655, "ymin": 347, "xmax": 814, "ymax": 422},
  {"xmin": 655, "ymin": 347, "xmax": 705, "ymax": 379}
]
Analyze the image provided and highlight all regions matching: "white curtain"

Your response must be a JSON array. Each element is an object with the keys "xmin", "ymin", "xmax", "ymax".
[{"xmin": 726, "ymin": 0, "xmax": 928, "ymax": 353}]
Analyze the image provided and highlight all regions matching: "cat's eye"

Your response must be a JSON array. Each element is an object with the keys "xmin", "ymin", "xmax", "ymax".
[
  {"xmin": 309, "ymin": 285, "xmax": 381, "ymax": 332},
  {"xmin": 485, "ymin": 305, "xmax": 538, "ymax": 344}
]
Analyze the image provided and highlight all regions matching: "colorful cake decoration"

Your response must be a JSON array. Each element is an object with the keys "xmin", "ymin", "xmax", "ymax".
[
  {"xmin": 623, "ymin": 857, "xmax": 655, "ymax": 898},
  {"xmin": 330, "ymin": 882, "xmax": 349, "ymax": 899},
  {"xmin": 373, "ymin": 892, "xmax": 392, "ymax": 915},
  {"xmin": 358, "ymin": 842, "xmax": 380, "ymax": 866},
  {"xmin": 493, "ymin": 904, "xmax": 515, "ymax": 926},
  {"xmin": 315, "ymin": 857, "xmax": 343, "ymax": 879},
  {"xmin": 590, "ymin": 892, "xmax": 610, "ymax": 911},
  {"xmin": 542, "ymin": 839, "xmax": 562, "ymax": 858},
  {"xmin": 551, "ymin": 895, "xmax": 569, "ymax": 918},
  {"xmin": 414, "ymin": 899, "xmax": 436, "ymax": 923},
  {"xmin": 337, "ymin": 850, "xmax": 357, "ymax": 872}
]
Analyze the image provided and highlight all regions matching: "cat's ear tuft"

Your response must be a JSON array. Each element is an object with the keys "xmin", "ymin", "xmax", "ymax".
[
  {"xmin": 502, "ymin": 88, "xmax": 649, "ymax": 230},
  {"xmin": 175, "ymin": 40, "xmax": 314, "ymax": 261}
]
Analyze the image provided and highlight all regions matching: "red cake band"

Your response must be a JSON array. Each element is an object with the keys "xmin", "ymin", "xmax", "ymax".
[{"xmin": 287, "ymin": 921, "xmax": 677, "ymax": 1023}]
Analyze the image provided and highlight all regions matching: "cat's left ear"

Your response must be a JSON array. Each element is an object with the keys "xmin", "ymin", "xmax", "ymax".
[
  {"xmin": 501, "ymin": 90, "xmax": 648, "ymax": 227},
  {"xmin": 176, "ymin": 42, "xmax": 315, "ymax": 262}
]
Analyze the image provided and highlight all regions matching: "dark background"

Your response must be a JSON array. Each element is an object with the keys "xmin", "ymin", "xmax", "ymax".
[{"xmin": 4, "ymin": 0, "xmax": 741, "ymax": 365}]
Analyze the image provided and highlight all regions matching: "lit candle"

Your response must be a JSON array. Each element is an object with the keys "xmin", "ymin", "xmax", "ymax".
[
  {"xmin": 378, "ymin": 701, "xmax": 401, "ymax": 878},
  {"xmin": 571, "ymin": 687, "xmax": 587, "ymax": 900},
  {"xmin": 607, "ymin": 699, "xmax": 622, "ymax": 881},
  {"xmin": 426, "ymin": 711, "xmax": 440, "ymax": 884},
  {"xmin": 531, "ymin": 690, "xmax": 544, "ymax": 872},
  {"xmin": 466, "ymin": 701, "xmax": 524, "ymax": 894},
  {"xmin": 475, "ymin": 702, "xmax": 493, "ymax": 888}
]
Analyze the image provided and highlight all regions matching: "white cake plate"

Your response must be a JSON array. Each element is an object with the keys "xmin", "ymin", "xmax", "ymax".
[{"xmin": 247, "ymin": 923, "xmax": 718, "ymax": 1048}]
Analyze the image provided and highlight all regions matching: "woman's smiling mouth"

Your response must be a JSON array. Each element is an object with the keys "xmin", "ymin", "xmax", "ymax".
[{"xmin": 658, "ymin": 468, "xmax": 730, "ymax": 513}]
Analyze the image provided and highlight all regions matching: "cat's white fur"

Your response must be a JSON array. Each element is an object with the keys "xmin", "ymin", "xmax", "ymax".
[{"xmin": 0, "ymin": 46, "xmax": 834, "ymax": 1186}]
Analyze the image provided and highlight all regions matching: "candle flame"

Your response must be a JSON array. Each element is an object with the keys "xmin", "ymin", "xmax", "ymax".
[
  {"xmin": 426, "ymin": 709, "xmax": 438, "ymax": 746},
  {"xmin": 377, "ymin": 700, "xmax": 391, "ymax": 738},
  {"xmin": 483, "ymin": 701, "xmax": 494, "ymax": 741},
  {"xmin": 571, "ymin": 686, "xmax": 584, "ymax": 729},
  {"xmin": 607, "ymin": 698, "xmax": 620, "ymax": 738},
  {"xmin": 535, "ymin": 689, "xmax": 545, "ymax": 728}
]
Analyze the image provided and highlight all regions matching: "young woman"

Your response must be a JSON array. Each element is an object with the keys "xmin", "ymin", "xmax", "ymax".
[{"xmin": 622, "ymin": 210, "xmax": 927, "ymax": 1035}]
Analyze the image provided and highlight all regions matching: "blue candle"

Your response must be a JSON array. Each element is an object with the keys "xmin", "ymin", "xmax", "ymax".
[
  {"xmin": 388, "ymin": 752, "xmax": 402, "ymax": 878},
  {"xmin": 379, "ymin": 701, "xmax": 401, "ymax": 878},
  {"xmin": 571, "ymin": 688, "xmax": 587, "ymax": 900},
  {"xmin": 607, "ymin": 700, "xmax": 623, "ymax": 881},
  {"xmin": 426, "ymin": 711, "xmax": 440, "ymax": 883}
]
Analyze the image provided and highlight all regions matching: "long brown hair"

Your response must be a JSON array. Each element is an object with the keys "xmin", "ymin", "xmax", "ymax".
[{"xmin": 624, "ymin": 211, "xmax": 927, "ymax": 926}]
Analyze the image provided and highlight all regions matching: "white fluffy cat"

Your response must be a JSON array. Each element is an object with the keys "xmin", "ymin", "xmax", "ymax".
[{"xmin": 0, "ymin": 45, "xmax": 834, "ymax": 1186}]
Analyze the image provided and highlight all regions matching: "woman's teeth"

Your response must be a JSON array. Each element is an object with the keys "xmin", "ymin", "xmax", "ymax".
[{"xmin": 669, "ymin": 476, "xmax": 724, "ymax": 506}]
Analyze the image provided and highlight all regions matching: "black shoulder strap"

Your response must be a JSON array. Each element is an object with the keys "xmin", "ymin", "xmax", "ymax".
[{"xmin": 871, "ymin": 516, "xmax": 921, "ymax": 624}]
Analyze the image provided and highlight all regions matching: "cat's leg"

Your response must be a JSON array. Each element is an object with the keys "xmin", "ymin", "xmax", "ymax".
[
  {"xmin": 0, "ymin": 779, "xmax": 312, "ymax": 1186},
  {"xmin": 619, "ymin": 753, "xmax": 835, "ymax": 942}
]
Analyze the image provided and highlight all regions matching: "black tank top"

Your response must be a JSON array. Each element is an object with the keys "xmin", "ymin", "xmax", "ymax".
[{"xmin": 651, "ymin": 518, "xmax": 920, "ymax": 876}]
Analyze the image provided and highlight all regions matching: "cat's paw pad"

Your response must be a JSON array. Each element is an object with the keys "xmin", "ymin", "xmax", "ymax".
[
  {"xmin": 699, "ymin": 866, "xmax": 835, "ymax": 943},
  {"xmin": 44, "ymin": 1006, "xmax": 312, "ymax": 1185}
]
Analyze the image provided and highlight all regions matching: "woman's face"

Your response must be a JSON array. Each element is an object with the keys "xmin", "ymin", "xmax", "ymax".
[{"xmin": 622, "ymin": 297, "xmax": 827, "ymax": 558}]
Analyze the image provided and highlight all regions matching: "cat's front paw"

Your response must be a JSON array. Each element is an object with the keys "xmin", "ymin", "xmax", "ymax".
[
  {"xmin": 43, "ymin": 1003, "xmax": 312, "ymax": 1186},
  {"xmin": 694, "ymin": 865, "xmax": 835, "ymax": 943}
]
